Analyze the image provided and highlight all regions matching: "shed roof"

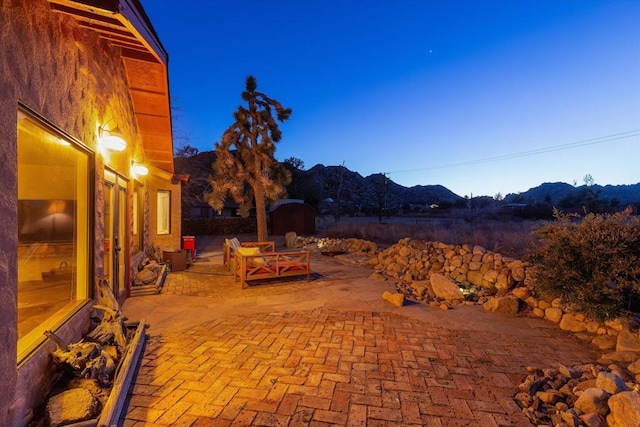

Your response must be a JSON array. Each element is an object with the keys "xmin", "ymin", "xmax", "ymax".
[{"xmin": 49, "ymin": 0, "xmax": 174, "ymax": 173}]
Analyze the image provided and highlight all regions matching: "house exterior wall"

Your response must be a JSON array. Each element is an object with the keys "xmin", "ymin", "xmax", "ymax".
[
  {"xmin": 0, "ymin": 0, "xmax": 176, "ymax": 424},
  {"xmin": 148, "ymin": 168, "xmax": 182, "ymax": 252}
]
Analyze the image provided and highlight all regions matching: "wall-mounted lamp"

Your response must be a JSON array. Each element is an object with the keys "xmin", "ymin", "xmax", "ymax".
[
  {"xmin": 99, "ymin": 124, "xmax": 127, "ymax": 152},
  {"xmin": 132, "ymin": 161, "xmax": 149, "ymax": 176}
]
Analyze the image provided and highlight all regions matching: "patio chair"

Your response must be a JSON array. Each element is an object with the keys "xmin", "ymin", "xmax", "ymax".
[{"xmin": 223, "ymin": 238, "xmax": 275, "ymax": 270}]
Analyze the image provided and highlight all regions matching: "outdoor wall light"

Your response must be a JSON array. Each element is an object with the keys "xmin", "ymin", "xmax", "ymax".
[
  {"xmin": 132, "ymin": 161, "xmax": 149, "ymax": 176},
  {"xmin": 99, "ymin": 124, "xmax": 127, "ymax": 152}
]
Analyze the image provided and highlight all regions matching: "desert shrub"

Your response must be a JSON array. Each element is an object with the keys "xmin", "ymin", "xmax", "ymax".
[{"xmin": 527, "ymin": 208, "xmax": 640, "ymax": 320}]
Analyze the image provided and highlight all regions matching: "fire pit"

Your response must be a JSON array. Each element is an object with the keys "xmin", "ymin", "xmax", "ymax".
[{"xmin": 321, "ymin": 251, "xmax": 346, "ymax": 257}]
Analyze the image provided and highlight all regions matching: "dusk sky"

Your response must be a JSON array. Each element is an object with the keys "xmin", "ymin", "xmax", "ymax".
[{"xmin": 143, "ymin": 0, "xmax": 640, "ymax": 198}]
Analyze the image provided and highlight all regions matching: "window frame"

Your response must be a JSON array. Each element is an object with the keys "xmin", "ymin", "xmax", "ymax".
[
  {"xmin": 157, "ymin": 189, "xmax": 171, "ymax": 235},
  {"xmin": 16, "ymin": 105, "xmax": 95, "ymax": 363}
]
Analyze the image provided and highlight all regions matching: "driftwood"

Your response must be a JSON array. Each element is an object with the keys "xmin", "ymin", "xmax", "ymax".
[
  {"xmin": 86, "ymin": 277, "xmax": 128, "ymax": 353},
  {"xmin": 44, "ymin": 330, "xmax": 115, "ymax": 385}
]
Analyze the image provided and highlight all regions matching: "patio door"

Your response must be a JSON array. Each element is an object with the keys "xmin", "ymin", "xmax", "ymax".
[{"xmin": 104, "ymin": 173, "xmax": 128, "ymax": 298}]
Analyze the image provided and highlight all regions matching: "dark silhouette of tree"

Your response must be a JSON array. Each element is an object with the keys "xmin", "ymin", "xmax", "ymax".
[
  {"xmin": 206, "ymin": 76, "xmax": 292, "ymax": 241},
  {"xmin": 283, "ymin": 157, "xmax": 306, "ymax": 201},
  {"xmin": 175, "ymin": 144, "xmax": 199, "ymax": 159}
]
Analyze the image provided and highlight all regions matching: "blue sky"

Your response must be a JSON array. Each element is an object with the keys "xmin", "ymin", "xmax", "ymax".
[{"xmin": 143, "ymin": 0, "xmax": 640, "ymax": 198}]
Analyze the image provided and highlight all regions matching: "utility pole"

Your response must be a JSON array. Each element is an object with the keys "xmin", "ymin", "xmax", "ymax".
[{"xmin": 383, "ymin": 172, "xmax": 388, "ymax": 217}]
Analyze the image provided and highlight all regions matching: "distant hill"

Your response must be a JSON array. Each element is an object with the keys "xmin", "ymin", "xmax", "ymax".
[
  {"xmin": 174, "ymin": 151, "xmax": 640, "ymax": 213},
  {"xmin": 288, "ymin": 164, "xmax": 463, "ymax": 214},
  {"xmin": 504, "ymin": 182, "xmax": 640, "ymax": 206}
]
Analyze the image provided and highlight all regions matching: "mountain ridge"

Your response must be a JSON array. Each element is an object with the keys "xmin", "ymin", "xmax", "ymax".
[{"xmin": 174, "ymin": 151, "xmax": 640, "ymax": 212}]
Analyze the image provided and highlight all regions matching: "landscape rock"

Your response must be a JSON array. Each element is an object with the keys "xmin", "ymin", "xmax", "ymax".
[
  {"xmin": 599, "ymin": 351, "xmax": 640, "ymax": 365},
  {"xmin": 430, "ymin": 273, "xmax": 464, "ymax": 302},
  {"xmin": 285, "ymin": 231, "xmax": 297, "ymax": 248},
  {"xmin": 616, "ymin": 329, "xmax": 640, "ymax": 353},
  {"xmin": 369, "ymin": 272, "xmax": 386, "ymax": 281},
  {"xmin": 545, "ymin": 307, "xmax": 564, "ymax": 323},
  {"xmin": 595, "ymin": 371, "xmax": 629, "ymax": 394},
  {"xmin": 592, "ymin": 335, "xmax": 618, "ymax": 351},
  {"xmin": 382, "ymin": 291, "xmax": 404, "ymax": 307},
  {"xmin": 579, "ymin": 413, "xmax": 606, "ymax": 427},
  {"xmin": 46, "ymin": 388, "xmax": 99, "ymax": 427},
  {"xmin": 482, "ymin": 296, "xmax": 519, "ymax": 315},
  {"xmin": 607, "ymin": 391, "xmax": 640, "ymax": 427},
  {"xmin": 627, "ymin": 359, "xmax": 640, "ymax": 375},
  {"xmin": 573, "ymin": 387, "xmax": 610, "ymax": 416},
  {"xmin": 511, "ymin": 287, "xmax": 530, "ymax": 300},
  {"xmin": 559, "ymin": 313, "xmax": 587, "ymax": 332}
]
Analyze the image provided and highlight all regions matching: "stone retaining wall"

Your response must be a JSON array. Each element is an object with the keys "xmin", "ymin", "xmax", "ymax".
[{"xmin": 368, "ymin": 237, "xmax": 531, "ymax": 290}]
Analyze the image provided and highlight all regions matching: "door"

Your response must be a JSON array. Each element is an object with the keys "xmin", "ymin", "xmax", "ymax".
[{"xmin": 104, "ymin": 176, "xmax": 128, "ymax": 298}]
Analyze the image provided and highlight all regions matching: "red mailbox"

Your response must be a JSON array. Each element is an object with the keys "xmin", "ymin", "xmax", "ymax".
[{"xmin": 182, "ymin": 236, "xmax": 196, "ymax": 260}]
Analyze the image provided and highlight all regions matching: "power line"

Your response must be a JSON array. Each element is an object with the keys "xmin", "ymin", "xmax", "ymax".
[{"xmin": 387, "ymin": 130, "xmax": 640, "ymax": 175}]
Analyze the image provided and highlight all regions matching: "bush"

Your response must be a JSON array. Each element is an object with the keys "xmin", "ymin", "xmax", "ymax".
[{"xmin": 527, "ymin": 208, "xmax": 640, "ymax": 320}]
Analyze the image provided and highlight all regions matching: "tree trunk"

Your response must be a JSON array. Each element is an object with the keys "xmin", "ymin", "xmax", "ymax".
[{"xmin": 254, "ymin": 185, "xmax": 269, "ymax": 242}]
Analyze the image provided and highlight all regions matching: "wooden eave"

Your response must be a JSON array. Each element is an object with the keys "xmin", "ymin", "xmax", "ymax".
[{"xmin": 49, "ymin": 0, "xmax": 174, "ymax": 173}]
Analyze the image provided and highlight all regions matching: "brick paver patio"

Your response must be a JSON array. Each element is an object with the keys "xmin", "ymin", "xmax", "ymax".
[{"xmin": 121, "ymin": 240, "xmax": 598, "ymax": 426}]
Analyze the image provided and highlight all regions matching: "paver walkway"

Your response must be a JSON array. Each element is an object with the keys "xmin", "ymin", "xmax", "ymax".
[{"xmin": 121, "ymin": 236, "xmax": 598, "ymax": 426}]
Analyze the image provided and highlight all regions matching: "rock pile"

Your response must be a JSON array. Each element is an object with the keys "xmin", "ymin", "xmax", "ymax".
[
  {"xmin": 515, "ymin": 364, "xmax": 640, "ymax": 426},
  {"xmin": 368, "ymin": 238, "xmax": 531, "ymax": 291},
  {"xmin": 293, "ymin": 235, "xmax": 378, "ymax": 255}
]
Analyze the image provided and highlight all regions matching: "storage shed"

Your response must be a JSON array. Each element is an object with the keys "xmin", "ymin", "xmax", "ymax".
[{"xmin": 269, "ymin": 202, "xmax": 316, "ymax": 235}]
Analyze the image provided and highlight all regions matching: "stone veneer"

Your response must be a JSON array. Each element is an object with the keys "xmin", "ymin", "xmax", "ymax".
[{"xmin": 0, "ymin": 0, "xmax": 147, "ymax": 424}]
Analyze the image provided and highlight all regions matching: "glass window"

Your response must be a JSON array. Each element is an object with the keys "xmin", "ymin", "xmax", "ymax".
[
  {"xmin": 17, "ymin": 110, "xmax": 91, "ymax": 359},
  {"xmin": 132, "ymin": 184, "xmax": 143, "ymax": 253},
  {"xmin": 157, "ymin": 190, "xmax": 170, "ymax": 235}
]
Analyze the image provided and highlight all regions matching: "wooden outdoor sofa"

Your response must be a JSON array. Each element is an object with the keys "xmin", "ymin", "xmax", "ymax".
[
  {"xmin": 233, "ymin": 250, "xmax": 311, "ymax": 288},
  {"xmin": 223, "ymin": 238, "xmax": 275, "ymax": 270}
]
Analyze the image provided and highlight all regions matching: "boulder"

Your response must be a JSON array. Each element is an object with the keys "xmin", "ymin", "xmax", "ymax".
[
  {"xmin": 579, "ymin": 413, "xmax": 606, "ymax": 427},
  {"xmin": 595, "ymin": 371, "xmax": 629, "ymax": 394},
  {"xmin": 511, "ymin": 266, "xmax": 526, "ymax": 282},
  {"xmin": 574, "ymin": 387, "xmax": 610, "ymax": 416},
  {"xmin": 368, "ymin": 272, "xmax": 386, "ymax": 281},
  {"xmin": 285, "ymin": 231, "xmax": 297, "ymax": 248},
  {"xmin": 599, "ymin": 351, "xmax": 640, "ymax": 365},
  {"xmin": 545, "ymin": 307, "xmax": 563, "ymax": 323},
  {"xmin": 592, "ymin": 335, "xmax": 617, "ymax": 351},
  {"xmin": 467, "ymin": 270, "xmax": 484, "ymax": 287},
  {"xmin": 559, "ymin": 313, "xmax": 587, "ymax": 332},
  {"xmin": 483, "ymin": 296, "xmax": 519, "ymax": 315},
  {"xmin": 430, "ymin": 273, "xmax": 463, "ymax": 301},
  {"xmin": 46, "ymin": 388, "xmax": 99, "ymax": 427},
  {"xmin": 626, "ymin": 358, "xmax": 640, "ymax": 375},
  {"xmin": 607, "ymin": 391, "xmax": 640, "ymax": 427},
  {"xmin": 495, "ymin": 270, "xmax": 514, "ymax": 290},
  {"xmin": 382, "ymin": 291, "xmax": 404, "ymax": 307},
  {"xmin": 616, "ymin": 329, "xmax": 640, "ymax": 353},
  {"xmin": 511, "ymin": 287, "xmax": 530, "ymax": 300}
]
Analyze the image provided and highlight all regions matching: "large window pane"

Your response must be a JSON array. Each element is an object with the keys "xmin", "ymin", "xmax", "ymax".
[{"xmin": 17, "ymin": 110, "xmax": 91, "ymax": 359}]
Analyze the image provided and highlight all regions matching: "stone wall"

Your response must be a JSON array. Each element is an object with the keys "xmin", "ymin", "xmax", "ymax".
[
  {"xmin": 369, "ymin": 237, "xmax": 530, "ymax": 290},
  {"xmin": 0, "ymin": 0, "xmax": 144, "ymax": 423}
]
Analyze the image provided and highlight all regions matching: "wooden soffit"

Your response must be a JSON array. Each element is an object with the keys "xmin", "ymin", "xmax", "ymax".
[{"xmin": 49, "ymin": 0, "xmax": 174, "ymax": 173}]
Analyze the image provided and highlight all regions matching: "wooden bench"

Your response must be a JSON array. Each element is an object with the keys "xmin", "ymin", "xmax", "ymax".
[
  {"xmin": 234, "ymin": 251, "xmax": 310, "ymax": 288},
  {"xmin": 223, "ymin": 239, "xmax": 275, "ymax": 269}
]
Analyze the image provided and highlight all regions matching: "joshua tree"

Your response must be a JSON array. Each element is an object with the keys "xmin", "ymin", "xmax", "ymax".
[{"xmin": 206, "ymin": 76, "xmax": 292, "ymax": 241}]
